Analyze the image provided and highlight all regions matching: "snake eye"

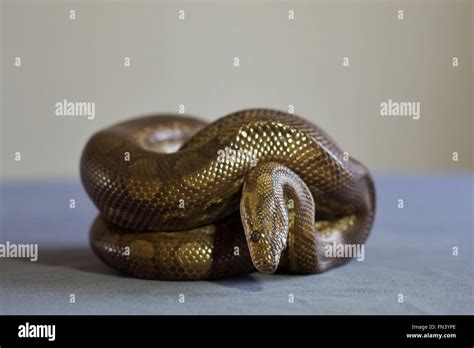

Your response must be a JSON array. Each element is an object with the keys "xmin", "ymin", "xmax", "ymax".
[{"xmin": 251, "ymin": 231, "xmax": 261, "ymax": 242}]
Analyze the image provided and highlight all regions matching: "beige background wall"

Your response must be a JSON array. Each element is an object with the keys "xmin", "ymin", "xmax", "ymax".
[{"xmin": 1, "ymin": 0, "xmax": 472, "ymax": 181}]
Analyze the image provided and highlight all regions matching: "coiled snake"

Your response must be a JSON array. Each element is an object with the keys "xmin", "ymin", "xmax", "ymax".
[{"xmin": 80, "ymin": 109, "xmax": 376, "ymax": 280}]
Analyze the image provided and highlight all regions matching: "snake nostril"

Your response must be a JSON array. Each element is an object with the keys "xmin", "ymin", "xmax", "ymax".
[{"xmin": 251, "ymin": 231, "xmax": 261, "ymax": 242}]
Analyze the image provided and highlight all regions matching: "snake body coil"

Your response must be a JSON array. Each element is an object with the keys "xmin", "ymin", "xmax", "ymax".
[{"xmin": 81, "ymin": 109, "xmax": 376, "ymax": 280}]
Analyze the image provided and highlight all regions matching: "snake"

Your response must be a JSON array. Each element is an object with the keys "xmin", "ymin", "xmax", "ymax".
[{"xmin": 80, "ymin": 109, "xmax": 376, "ymax": 280}]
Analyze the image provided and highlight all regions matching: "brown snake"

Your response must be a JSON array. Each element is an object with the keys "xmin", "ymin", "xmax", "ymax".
[{"xmin": 80, "ymin": 109, "xmax": 376, "ymax": 280}]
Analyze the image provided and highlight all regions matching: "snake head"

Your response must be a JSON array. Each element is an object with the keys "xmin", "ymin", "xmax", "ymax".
[{"xmin": 240, "ymin": 165, "xmax": 290, "ymax": 274}]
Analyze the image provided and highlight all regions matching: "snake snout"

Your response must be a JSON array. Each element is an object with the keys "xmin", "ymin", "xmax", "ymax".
[
  {"xmin": 255, "ymin": 262, "xmax": 279, "ymax": 274},
  {"xmin": 252, "ymin": 252, "xmax": 280, "ymax": 274},
  {"xmin": 248, "ymin": 237, "xmax": 282, "ymax": 274}
]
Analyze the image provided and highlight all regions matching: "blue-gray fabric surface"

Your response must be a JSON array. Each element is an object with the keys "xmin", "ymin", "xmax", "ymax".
[{"xmin": 0, "ymin": 175, "xmax": 472, "ymax": 314}]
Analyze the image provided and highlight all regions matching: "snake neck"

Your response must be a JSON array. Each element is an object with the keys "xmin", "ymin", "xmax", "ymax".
[{"xmin": 240, "ymin": 162, "xmax": 315, "ymax": 273}]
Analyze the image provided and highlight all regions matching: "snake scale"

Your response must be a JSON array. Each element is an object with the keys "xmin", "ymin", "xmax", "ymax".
[{"xmin": 80, "ymin": 109, "xmax": 376, "ymax": 280}]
